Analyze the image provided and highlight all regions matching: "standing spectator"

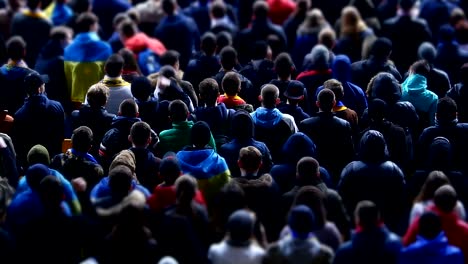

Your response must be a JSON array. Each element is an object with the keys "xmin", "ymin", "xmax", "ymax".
[
  {"xmin": 435, "ymin": 25, "xmax": 468, "ymax": 83},
  {"xmin": 64, "ymin": 12, "xmax": 112, "ymax": 105},
  {"xmin": 282, "ymin": 0, "xmax": 310, "ymax": 51},
  {"xmin": 417, "ymin": 42, "xmax": 451, "ymax": 99},
  {"xmin": 91, "ymin": 0, "xmax": 130, "ymax": 39},
  {"xmin": 10, "ymin": 0, "xmax": 52, "ymax": 67},
  {"xmin": 0, "ymin": 0, "xmax": 24, "ymax": 39},
  {"xmin": 419, "ymin": 0, "xmax": 451, "ymax": 42},
  {"xmin": 154, "ymin": 0, "xmax": 200, "ymax": 70},
  {"xmin": 182, "ymin": 0, "xmax": 210, "ymax": 35},
  {"xmin": 217, "ymin": 72, "xmax": 250, "ymax": 110},
  {"xmin": 326, "ymin": 79, "xmax": 359, "ymax": 134},
  {"xmin": 13, "ymin": 72, "xmax": 65, "ymax": 168},
  {"xmin": 43, "ymin": 0, "xmax": 74, "ymax": 26},
  {"xmin": 267, "ymin": 0, "xmax": 296, "ymax": 25},
  {"xmin": 277, "ymin": 80, "xmax": 310, "ymax": 124},
  {"xmin": 447, "ymin": 63, "xmax": 468, "ymax": 122}
]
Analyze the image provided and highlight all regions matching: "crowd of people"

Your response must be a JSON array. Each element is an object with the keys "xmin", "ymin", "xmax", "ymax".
[{"xmin": 0, "ymin": 0, "xmax": 468, "ymax": 262}]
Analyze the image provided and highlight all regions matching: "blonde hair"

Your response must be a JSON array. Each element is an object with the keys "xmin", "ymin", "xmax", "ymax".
[{"xmin": 340, "ymin": 6, "xmax": 368, "ymax": 37}]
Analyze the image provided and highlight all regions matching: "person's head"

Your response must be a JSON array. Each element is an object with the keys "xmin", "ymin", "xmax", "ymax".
[
  {"xmin": 6, "ymin": 36, "xmax": 26, "ymax": 61},
  {"xmin": 168, "ymin": 99, "xmax": 188, "ymax": 122},
  {"xmin": 434, "ymin": 185, "xmax": 458, "ymax": 213},
  {"xmin": 308, "ymin": 44, "xmax": 329, "ymax": 70},
  {"xmin": 231, "ymin": 110, "xmax": 254, "ymax": 141},
  {"xmin": 131, "ymin": 76, "xmax": 153, "ymax": 102},
  {"xmin": 370, "ymin": 37, "xmax": 392, "ymax": 60},
  {"xmin": 238, "ymin": 146, "xmax": 262, "ymax": 174},
  {"xmin": 427, "ymin": 137, "xmax": 453, "ymax": 170},
  {"xmin": 296, "ymin": 0, "xmax": 311, "ymax": 14},
  {"xmin": 162, "ymin": 0, "xmax": 177, "ymax": 15},
  {"xmin": 323, "ymin": 79, "xmax": 344, "ymax": 102},
  {"xmin": 220, "ymin": 46, "xmax": 238, "ymax": 70},
  {"xmin": 201, "ymin": 32, "xmax": 217, "ymax": 56},
  {"xmin": 274, "ymin": 52, "xmax": 295, "ymax": 79},
  {"xmin": 118, "ymin": 19, "xmax": 138, "ymax": 39},
  {"xmin": 316, "ymin": 88, "xmax": 335, "ymax": 112},
  {"xmin": 216, "ymin": 31, "xmax": 232, "ymax": 54},
  {"xmin": 218, "ymin": 181, "xmax": 247, "ymax": 222},
  {"xmin": 105, "ymin": 54, "xmax": 125, "ymax": 77},
  {"xmin": 359, "ymin": 130, "xmax": 389, "ymax": 163},
  {"xmin": 292, "ymin": 186, "xmax": 326, "ymax": 229},
  {"xmin": 109, "ymin": 165, "xmax": 133, "ymax": 198},
  {"xmin": 368, "ymin": 98, "xmax": 388, "ymax": 122},
  {"xmin": 119, "ymin": 48, "xmax": 141, "ymax": 73},
  {"xmin": 24, "ymin": 72, "xmax": 48, "ymax": 96},
  {"xmin": 296, "ymin": 157, "xmax": 320, "ymax": 186},
  {"xmin": 222, "ymin": 72, "xmax": 241, "ymax": 96},
  {"xmin": 26, "ymin": 0, "xmax": 40, "ymax": 10},
  {"xmin": 288, "ymin": 205, "xmax": 315, "ymax": 239},
  {"xmin": 70, "ymin": 0, "xmax": 91, "ymax": 14},
  {"xmin": 160, "ymin": 50, "xmax": 180, "ymax": 70},
  {"xmin": 436, "ymin": 97, "xmax": 457, "ymax": 123},
  {"xmin": 450, "ymin": 7, "xmax": 466, "ymax": 26},
  {"xmin": 159, "ymin": 155, "xmax": 181, "ymax": 185},
  {"xmin": 109, "ymin": 150, "xmax": 136, "ymax": 176},
  {"xmin": 300, "ymin": 9, "xmax": 327, "ymax": 31},
  {"xmin": 71, "ymin": 126, "xmax": 93, "ymax": 153},
  {"xmin": 419, "ymin": 212, "xmax": 442, "ymax": 240},
  {"xmin": 410, "ymin": 60, "xmax": 430, "ymax": 77},
  {"xmin": 26, "ymin": 163, "xmax": 50, "ymax": 191},
  {"xmin": 399, "ymin": 0, "xmax": 415, "ymax": 11},
  {"xmin": 118, "ymin": 98, "xmax": 139, "ymax": 117},
  {"xmin": 418, "ymin": 42, "xmax": 437, "ymax": 64},
  {"xmin": 191, "ymin": 121, "xmax": 211, "ymax": 148},
  {"xmin": 50, "ymin": 26, "xmax": 73, "ymax": 48},
  {"xmin": 260, "ymin": 84, "xmax": 280, "ymax": 109},
  {"xmin": 76, "ymin": 12, "xmax": 99, "ymax": 34},
  {"xmin": 86, "ymin": 83, "xmax": 109, "ymax": 108},
  {"xmin": 129, "ymin": 121, "xmax": 152, "ymax": 148},
  {"xmin": 27, "ymin": 145, "xmax": 50, "ymax": 166},
  {"xmin": 199, "ymin": 78, "xmax": 219, "ymax": 107},
  {"xmin": 284, "ymin": 80, "xmax": 305, "ymax": 104},
  {"xmin": 416, "ymin": 170, "xmax": 450, "ymax": 202},
  {"xmin": 252, "ymin": 41, "xmax": 270, "ymax": 60},
  {"xmin": 252, "ymin": 0, "xmax": 269, "ymax": 20},
  {"xmin": 340, "ymin": 5, "xmax": 367, "ymax": 35},
  {"xmin": 226, "ymin": 209, "xmax": 256, "ymax": 246},
  {"xmin": 318, "ymin": 28, "xmax": 336, "ymax": 50},
  {"xmin": 175, "ymin": 174, "xmax": 197, "ymax": 205},
  {"xmin": 39, "ymin": 175, "xmax": 64, "ymax": 210},
  {"xmin": 210, "ymin": 0, "xmax": 226, "ymax": 19},
  {"xmin": 355, "ymin": 200, "xmax": 380, "ymax": 230},
  {"xmin": 0, "ymin": 178, "xmax": 13, "ymax": 221},
  {"xmin": 366, "ymin": 72, "xmax": 402, "ymax": 104},
  {"xmin": 113, "ymin": 12, "xmax": 129, "ymax": 30}
]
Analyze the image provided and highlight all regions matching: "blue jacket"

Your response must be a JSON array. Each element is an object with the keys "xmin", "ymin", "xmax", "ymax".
[
  {"xmin": 90, "ymin": 176, "xmax": 150, "ymax": 204},
  {"xmin": 401, "ymin": 74, "xmax": 438, "ymax": 125},
  {"xmin": 92, "ymin": 0, "xmax": 130, "ymax": 39},
  {"xmin": 400, "ymin": 232, "xmax": 464, "ymax": 264}
]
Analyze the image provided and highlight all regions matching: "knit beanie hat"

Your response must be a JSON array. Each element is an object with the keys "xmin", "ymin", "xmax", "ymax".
[
  {"xmin": 227, "ymin": 209, "xmax": 255, "ymax": 247},
  {"xmin": 109, "ymin": 150, "xmax": 137, "ymax": 179},
  {"xmin": 27, "ymin": 144, "xmax": 50, "ymax": 166},
  {"xmin": 191, "ymin": 121, "xmax": 211, "ymax": 148},
  {"xmin": 288, "ymin": 205, "xmax": 315, "ymax": 239}
]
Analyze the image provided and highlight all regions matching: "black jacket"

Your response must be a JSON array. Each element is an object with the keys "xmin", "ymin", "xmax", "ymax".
[
  {"xmin": 447, "ymin": 82, "xmax": 468, "ymax": 123},
  {"xmin": 351, "ymin": 57, "xmax": 402, "ymax": 93},
  {"xmin": 129, "ymin": 147, "xmax": 161, "ymax": 191},
  {"xmin": 183, "ymin": 54, "xmax": 220, "ymax": 95}
]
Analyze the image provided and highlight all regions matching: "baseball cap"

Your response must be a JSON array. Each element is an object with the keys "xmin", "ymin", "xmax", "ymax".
[
  {"xmin": 24, "ymin": 72, "xmax": 49, "ymax": 93},
  {"xmin": 284, "ymin": 80, "xmax": 305, "ymax": 100}
]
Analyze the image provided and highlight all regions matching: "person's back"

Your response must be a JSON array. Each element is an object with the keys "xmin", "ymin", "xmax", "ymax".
[{"xmin": 447, "ymin": 64, "xmax": 468, "ymax": 122}]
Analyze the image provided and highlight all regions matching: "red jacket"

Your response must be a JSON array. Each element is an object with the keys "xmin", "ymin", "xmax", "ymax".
[
  {"xmin": 125, "ymin": 32, "xmax": 166, "ymax": 56},
  {"xmin": 267, "ymin": 0, "xmax": 296, "ymax": 25},
  {"xmin": 404, "ymin": 205, "xmax": 468, "ymax": 263},
  {"xmin": 147, "ymin": 185, "xmax": 206, "ymax": 212}
]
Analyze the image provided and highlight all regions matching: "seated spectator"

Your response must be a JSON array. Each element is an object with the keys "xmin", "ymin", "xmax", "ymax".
[
  {"xmin": 217, "ymin": 71, "xmax": 250, "ymax": 110},
  {"xmin": 300, "ymin": 89, "xmax": 354, "ymax": 183},
  {"xmin": 277, "ymin": 80, "xmax": 310, "ymax": 124},
  {"xmin": 128, "ymin": 121, "xmax": 160, "ymax": 191},
  {"xmin": 326, "ymin": 79, "xmax": 359, "ymax": 133},
  {"xmin": 157, "ymin": 100, "xmax": 216, "ymax": 156},
  {"xmin": 99, "ymin": 99, "xmax": 141, "ymax": 168},
  {"xmin": 219, "ymin": 110, "xmax": 273, "ymax": 177},
  {"xmin": 404, "ymin": 185, "xmax": 468, "ymax": 258},
  {"xmin": 176, "ymin": 121, "xmax": 230, "ymax": 207},
  {"xmin": 72, "ymin": 83, "xmax": 116, "ymax": 157},
  {"xmin": 208, "ymin": 209, "xmax": 265, "ymax": 264},
  {"xmin": 281, "ymin": 157, "xmax": 350, "ymax": 240},
  {"xmin": 251, "ymin": 84, "xmax": 297, "ymax": 163},
  {"xmin": 409, "ymin": 171, "xmax": 465, "ymax": 224},
  {"xmin": 447, "ymin": 63, "xmax": 468, "ymax": 122},
  {"xmin": 338, "ymin": 130, "xmax": 406, "ymax": 233},
  {"xmin": 333, "ymin": 201, "xmax": 402, "ymax": 264},
  {"xmin": 263, "ymin": 205, "xmax": 334, "ymax": 264},
  {"xmin": 400, "ymin": 212, "xmax": 464, "ymax": 264},
  {"xmin": 193, "ymin": 78, "xmax": 233, "ymax": 148},
  {"xmin": 418, "ymin": 42, "xmax": 451, "ymax": 98},
  {"xmin": 158, "ymin": 175, "xmax": 210, "ymax": 264}
]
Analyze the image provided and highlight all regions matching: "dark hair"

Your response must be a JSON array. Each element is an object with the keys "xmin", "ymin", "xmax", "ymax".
[
  {"xmin": 292, "ymin": 186, "xmax": 326, "ymax": 228},
  {"xmin": 70, "ymin": 0, "xmax": 90, "ymax": 14},
  {"xmin": 370, "ymin": 37, "xmax": 392, "ymax": 59},
  {"xmin": 220, "ymin": 46, "xmax": 237, "ymax": 70},
  {"xmin": 210, "ymin": 0, "xmax": 226, "ymax": 18},
  {"xmin": 160, "ymin": 50, "xmax": 180, "ymax": 67},
  {"xmin": 131, "ymin": 76, "xmax": 153, "ymax": 101},
  {"xmin": 216, "ymin": 31, "xmax": 232, "ymax": 54},
  {"xmin": 105, "ymin": 54, "xmax": 125, "ymax": 77},
  {"xmin": 191, "ymin": 121, "xmax": 211, "ymax": 147},
  {"xmin": 434, "ymin": 185, "xmax": 458, "ymax": 213},
  {"xmin": 50, "ymin": 26, "xmax": 73, "ymax": 41},
  {"xmin": 119, "ymin": 98, "xmax": 138, "ymax": 117},
  {"xmin": 119, "ymin": 48, "xmax": 141, "ymax": 74},
  {"xmin": 410, "ymin": 60, "xmax": 430, "ymax": 77},
  {"xmin": 324, "ymin": 79, "xmax": 344, "ymax": 101},
  {"xmin": 6, "ymin": 36, "xmax": 26, "ymax": 61},
  {"xmin": 26, "ymin": 0, "xmax": 40, "ymax": 10},
  {"xmin": 218, "ymin": 181, "xmax": 247, "ymax": 226},
  {"xmin": 160, "ymin": 157, "xmax": 181, "ymax": 185},
  {"xmin": 72, "ymin": 126, "xmax": 93, "ymax": 152},
  {"xmin": 199, "ymin": 78, "xmax": 219, "ymax": 106},
  {"xmin": 355, "ymin": 200, "xmax": 380, "ymax": 230},
  {"xmin": 113, "ymin": 12, "xmax": 129, "ymax": 28},
  {"xmin": 109, "ymin": 165, "xmax": 133, "ymax": 197},
  {"xmin": 169, "ymin": 99, "xmax": 188, "ymax": 122},
  {"xmin": 162, "ymin": 0, "xmax": 176, "ymax": 15},
  {"xmin": 238, "ymin": 146, "xmax": 262, "ymax": 171},
  {"xmin": 231, "ymin": 110, "xmax": 254, "ymax": 141},
  {"xmin": 368, "ymin": 98, "xmax": 388, "ymax": 122},
  {"xmin": 317, "ymin": 88, "xmax": 335, "ymax": 112},
  {"xmin": 399, "ymin": 0, "xmax": 415, "ymax": 11},
  {"xmin": 175, "ymin": 174, "xmax": 197, "ymax": 204},
  {"xmin": 118, "ymin": 19, "xmax": 138, "ymax": 38},
  {"xmin": 274, "ymin": 52, "xmax": 294, "ymax": 79},
  {"xmin": 86, "ymin": 83, "xmax": 109, "ymax": 107},
  {"xmin": 39, "ymin": 175, "xmax": 64, "ymax": 209},
  {"xmin": 130, "ymin": 121, "xmax": 151, "ymax": 147},
  {"xmin": 296, "ymin": 157, "xmax": 320, "ymax": 185},
  {"xmin": 222, "ymin": 72, "xmax": 241, "ymax": 96},
  {"xmin": 415, "ymin": 171, "xmax": 450, "ymax": 203},
  {"xmin": 201, "ymin": 32, "xmax": 217, "ymax": 55},
  {"xmin": 76, "ymin": 12, "xmax": 98, "ymax": 33},
  {"xmin": 253, "ymin": 0, "xmax": 269, "ymax": 19},
  {"xmin": 26, "ymin": 164, "xmax": 50, "ymax": 191},
  {"xmin": 437, "ymin": 97, "xmax": 457, "ymax": 122},
  {"xmin": 419, "ymin": 212, "xmax": 442, "ymax": 239},
  {"xmin": 252, "ymin": 41, "xmax": 269, "ymax": 60}
]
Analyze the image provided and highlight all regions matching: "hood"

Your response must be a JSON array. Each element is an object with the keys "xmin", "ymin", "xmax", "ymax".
[
  {"xmin": 250, "ymin": 107, "xmax": 283, "ymax": 128},
  {"xmin": 359, "ymin": 130, "xmax": 389, "ymax": 163},
  {"xmin": 111, "ymin": 116, "xmax": 141, "ymax": 129},
  {"xmin": 232, "ymin": 110, "xmax": 254, "ymax": 140},
  {"xmin": 125, "ymin": 33, "xmax": 166, "ymax": 56},
  {"xmin": 427, "ymin": 137, "xmax": 453, "ymax": 170},
  {"xmin": 282, "ymin": 132, "xmax": 317, "ymax": 164},
  {"xmin": 39, "ymin": 39, "xmax": 64, "ymax": 59},
  {"xmin": 402, "ymin": 74, "xmax": 427, "ymax": 94},
  {"xmin": 410, "ymin": 232, "xmax": 450, "ymax": 253},
  {"xmin": 234, "ymin": 173, "xmax": 273, "ymax": 189},
  {"xmin": 369, "ymin": 73, "xmax": 402, "ymax": 104},
  {"xmin": 353, "ymin": 226, "xmax": 391, "ymax": 249},
  {"xmin": 25, "ymin": 95, "xmax": 49, "ymax": 109},
  {"xmin": 96, "ymin": 189, "xmax": 146, "ymax": 217},
  {"xmin": 332, "ymin": 55, "xmax": 351, "ymax": 83},
  {"xmin": 176, "ymin": 148, "xmax": 227, "ymax": 179}
]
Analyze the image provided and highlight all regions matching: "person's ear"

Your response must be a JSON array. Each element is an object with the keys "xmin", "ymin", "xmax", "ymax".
[
  {"xmin": 118, "ymin": 111, "xmax": 122, "ymax": 116},
  {"xmin": 332, "ymin": 99, "xmax": 336, "ymax": 107},
  {"xmin": 275, "ymin": 98, "xmax": 280, "ymax": 105},
  {"xmin": 258, "ymin": 95, "xmax": 263, "ymax": 102},
  {"xmin": 316, "ymin": 101, "xmax": 320, "ymax": 108},
  {"xmin": 128, "ymin": 135, "xmax": 132, "ymax": 143},
  {"xmin": 237, "ymin": 159, "xmax": 243, "ymax": 169},
  {"xmin": 136, "ymin": 112, "xmax": 139, "ymax": 117}
]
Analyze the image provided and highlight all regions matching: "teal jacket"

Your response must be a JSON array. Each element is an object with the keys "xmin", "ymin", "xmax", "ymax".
[{"xmin": 401, "ymin": 74, "xmax": 438, "ymax": 125}]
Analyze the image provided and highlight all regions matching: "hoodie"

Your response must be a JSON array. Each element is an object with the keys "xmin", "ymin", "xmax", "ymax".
[
  {"xmin": 401, "ymin": 74, "xmax": 438, "ymax": 125},
  {"xmin": 176, "ymin": 148, "xmax": 230, "ymax": 203},
  {"xmin": 125, "ymin": 32, "xmax": 166, "ymax": 56},
  {"xmin": 251, "ymin": 107, "xmax": 297, "ymax": 132},
  {"xmin": 401, "ymin": 232, "xmax": 464, "ymax": 264}
]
